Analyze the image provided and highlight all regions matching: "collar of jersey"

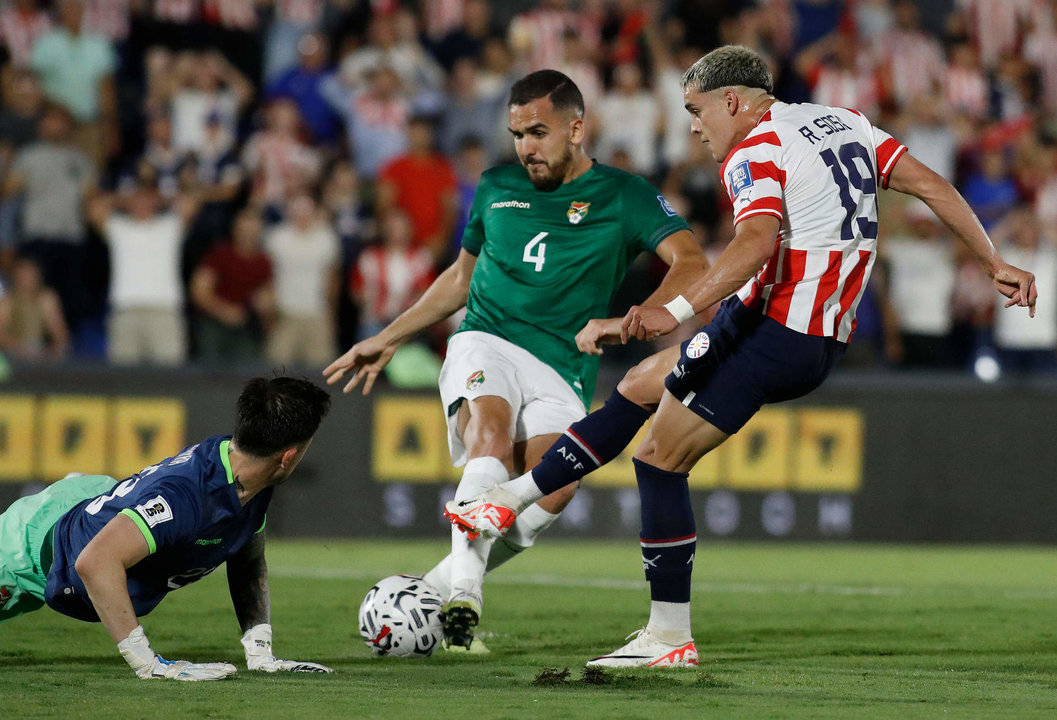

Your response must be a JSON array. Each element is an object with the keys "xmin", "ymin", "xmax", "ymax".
[{"xmin": 219, "ymin": 439, "xmax": 235, "ymax": 485}]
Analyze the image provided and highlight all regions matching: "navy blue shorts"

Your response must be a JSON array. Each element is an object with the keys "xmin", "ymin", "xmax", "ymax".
[{"xmin": 664, "ymin": 297, "xmax": 846, "ymax": 435}]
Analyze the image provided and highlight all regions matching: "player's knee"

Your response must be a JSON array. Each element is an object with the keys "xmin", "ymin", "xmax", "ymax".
[
  {"xmin": 617, "ymin": 358, "xmax": 664, "ymax": 410},
  {"xmin": 463, "ymin": 424, "xmax": 514, "ymax": 465}
]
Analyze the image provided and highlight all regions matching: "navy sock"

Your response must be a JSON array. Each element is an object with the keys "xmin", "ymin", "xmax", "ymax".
[
  {"xmin": 531, "ymin": 389, "xmax": 652, "ymax": 495},
  {"xmin": 634, "ymin": 458, "xmax": 696, "ymax": 604}
]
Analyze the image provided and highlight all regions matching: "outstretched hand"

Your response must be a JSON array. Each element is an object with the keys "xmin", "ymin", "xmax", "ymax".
[
  {"xmin": 621, "ymin": 305, "xmax": 679, "ymax": 344},
  {"xmin": 322, "ymin": 336, "xmax": 398, "ymax": 395},
  {"xmin": 993, "ymin": 262, "xmax": 1037, "ymax": 318}
]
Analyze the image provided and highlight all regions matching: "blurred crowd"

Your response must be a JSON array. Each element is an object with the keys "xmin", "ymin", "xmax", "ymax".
[{"xmin": 0, "ymin": 0, "xmax": 1055, "ymax": 379}]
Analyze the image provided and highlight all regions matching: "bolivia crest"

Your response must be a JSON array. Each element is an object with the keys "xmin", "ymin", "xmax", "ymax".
[
  {"xmin": 466, "ymin": 370, "xmax": 485, "ymax": 390},
  {"xmin": 567, "ymin": 201, "xmax": 590, "ymax": 224}
]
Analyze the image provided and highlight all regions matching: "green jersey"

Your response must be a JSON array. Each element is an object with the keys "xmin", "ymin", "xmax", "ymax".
[{"xmin": 458, "ymin": 162, "xmax": 690, "ymax": 406}]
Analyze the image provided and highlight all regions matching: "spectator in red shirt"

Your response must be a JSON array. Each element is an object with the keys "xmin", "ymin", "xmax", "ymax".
[
  {"xmin": 376, "ymin": 115, "xmax": 458, "ymax": 262},
  {"xmin": 189, "ymin": 207, "xmax": 275, "ymax": 362}
]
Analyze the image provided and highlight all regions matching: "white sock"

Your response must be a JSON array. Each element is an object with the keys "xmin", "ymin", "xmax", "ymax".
[
  {"xmin": 422, "ymin": 555, "xmax": 452, "ymax": 599},
  {"xmin": 504, "ymin": 502, "xmax": 559, "ymax": 549},
  {"xmin": 501, "ymin": 472, "xmax": 545, "ymax": 509},
  {"xmin": 647, "ymin": 601, "xmax": 692, "ymax": 644},
  {"xmin": 449, "ymin": 456, "xmax": 508, "ymax": 601}
]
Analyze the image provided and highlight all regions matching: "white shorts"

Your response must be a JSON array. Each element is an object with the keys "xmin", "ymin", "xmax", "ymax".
[{"xmin": 438, "ymin": 331, "xmax": 587, "ymax": 466}]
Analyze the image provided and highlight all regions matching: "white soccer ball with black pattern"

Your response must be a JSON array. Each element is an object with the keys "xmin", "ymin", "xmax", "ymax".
[{"xmin": 358, "ymin": 574, "xmax": 444, "ymax": 658}]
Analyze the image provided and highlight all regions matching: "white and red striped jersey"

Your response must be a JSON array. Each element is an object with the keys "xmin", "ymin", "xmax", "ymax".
[
  {"xmin": 721, "ymin": 101, "xmax": 907, "ymax": 343},
  {"xmin": 351, "ymin": 246, "xmax": 434, "ymax": 325}
]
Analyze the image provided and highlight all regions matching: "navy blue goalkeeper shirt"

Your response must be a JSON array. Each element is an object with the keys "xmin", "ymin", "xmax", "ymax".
[{"xmin": 45, "ymin": 436, "xmax": 271, "ymax": 622}]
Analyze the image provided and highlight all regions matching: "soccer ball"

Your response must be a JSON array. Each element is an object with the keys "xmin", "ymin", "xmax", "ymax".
[{"xmin": 358, "ymin": 574, "xmax": 444, "ymax": 658}]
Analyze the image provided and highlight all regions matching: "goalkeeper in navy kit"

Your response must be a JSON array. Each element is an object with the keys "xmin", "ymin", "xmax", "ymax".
[{"xmin": 0, "ymin": 376, "xmax": 332, "ymax": 681}]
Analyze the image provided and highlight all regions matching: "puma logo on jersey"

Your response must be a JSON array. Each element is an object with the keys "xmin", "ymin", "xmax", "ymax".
[{"xmin": 490, "ymin": 200, "xmax": 531, "ymax": 209}]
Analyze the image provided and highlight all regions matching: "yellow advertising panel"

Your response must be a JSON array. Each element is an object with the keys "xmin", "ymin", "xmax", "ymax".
[
  {"xmin": 793, "ymin": 409, "xmax": 863, "ymax": 492},
  {"xmin": 0, "ymin": 396, "xmax": 37, "ymax": 481},
  {"xmin": 373, "ymin": 398, "xmax": 448, "ymax": 482},
  {"xmin": 112, "ymin": 399, "xmax": 187, "ymax": 479},
  {"xmin": 724, "ymin": 409, "xmax": 792, "ymax": 490},
  {"xmin": 39, "ymin": 396, "xmax": 108, "ymax": 479}
]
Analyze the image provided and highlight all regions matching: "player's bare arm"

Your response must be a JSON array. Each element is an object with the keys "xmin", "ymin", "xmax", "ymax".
[
  {"xmin": 76, "ymin": 513, "xmax": 237, "ymax": 680},
  {"xmin": 578, "ymin": 229, "xmax": 709, "ymax": 354},
  {"xmin": 623, "ymin": 214, "xmax": 782, "ymax": 341},
  {"xmin": 227, "ymin": 532, "xmax": 331, "ymax": 673},
  {"xmin": 75, "ymin": 513, "xmax": 150, "ymax": 643},
  {"xmin": 324, "ymin": 249, "xmax": 478, "ymax": 394},
  {"xmin": 887, "ymin": 152, "xmax": 1037, "ymax": 316}
]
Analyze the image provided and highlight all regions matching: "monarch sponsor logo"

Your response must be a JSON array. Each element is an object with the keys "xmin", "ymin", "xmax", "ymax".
[
  {"xmin": 195, "ymin": 538, "xmax": 223, "ymax": 546},
  {"xmin": 490, "ymin": 200, "xmax": 531, "ymax": 209},
  {"xmin": 465, "ymin": 370, "xmax": 485, "ymax": 390},
  {"xmin": 567, "ymin": 201, "xmax": 590, "ymax": 224},
  {"xmin": 136, "ymin": 495, "xmax": 174, "ymax": 527}
]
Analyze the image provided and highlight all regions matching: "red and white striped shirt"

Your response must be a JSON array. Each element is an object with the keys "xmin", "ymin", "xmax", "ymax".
[
  {"xmin": 508, "ymin": 8, "xmax": 600, "ymax": 71},
  {"xmin": 0, "ymin": 5, "xmax": 50, "ymax": 67},
  {"xmin": 945, "ymin": 63, "xmax": 990, "ymax": 117},
  {"xmin": 957, "ymin": 0, "xmax": 1033, "ymax": 68},
  {"xmin": 351, "ymin": 246, "xmax": 434, "ymax": 325},
  {"xmin": 807, "ymin": 64, "xmax": 882, "ymax": 120},
  {"xmin": 876, "ymin": 28, "xmax": 945, "ymax": 105},
  {"xmin": 721, "ymin": 101, "xmax": 907, "ymax": 343}
]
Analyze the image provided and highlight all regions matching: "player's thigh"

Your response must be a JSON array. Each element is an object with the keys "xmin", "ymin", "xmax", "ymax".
[
  {"xmin": 617, "ymin": 344, "xmax": 683, "ymax": 410},
  {"xmin": 634, "ymin": 391, "xmax": 730, "ymax": 473},
  {"xmin": 438, "ymin": 332, "xmax": 525, "ymax": 466}
]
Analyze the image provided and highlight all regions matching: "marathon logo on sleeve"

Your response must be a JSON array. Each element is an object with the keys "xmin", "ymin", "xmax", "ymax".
[
  {"xmin": 728, "ymin": 160, "xmax": 754, "ymax": 198},
  {"xmin": 136, "ymin": 496, "xmax": 174, "ymax": 528}
]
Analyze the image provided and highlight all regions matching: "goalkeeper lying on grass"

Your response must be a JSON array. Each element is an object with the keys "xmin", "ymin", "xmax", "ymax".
[{"xmin": 0, "ymin": 376, "xmax": 332, "ymax": 681}]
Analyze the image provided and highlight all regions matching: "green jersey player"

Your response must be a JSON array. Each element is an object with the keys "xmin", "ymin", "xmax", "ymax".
[{"xmin": 324, "ymin": 70, "xmax": 708, "ymax": 651}]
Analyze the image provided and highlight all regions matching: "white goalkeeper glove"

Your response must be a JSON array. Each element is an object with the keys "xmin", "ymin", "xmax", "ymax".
[
  {"xmin": 118, "ymin": 625, "xmax": 237, "ymax": 681},
  {"xmin": 241, "ymin": 624, "xmax": 332, "ymax": 673}
]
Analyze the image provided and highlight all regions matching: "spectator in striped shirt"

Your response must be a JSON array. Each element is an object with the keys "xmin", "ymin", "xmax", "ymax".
[{"xmin": 350, "ymin": 208, "xmax": 434, "ymax": 341}]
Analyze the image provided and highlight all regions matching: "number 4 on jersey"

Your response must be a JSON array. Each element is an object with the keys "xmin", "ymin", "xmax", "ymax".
[{"xmin": 523, "ymin": 232, "xmax": 548, "ymax": 272}]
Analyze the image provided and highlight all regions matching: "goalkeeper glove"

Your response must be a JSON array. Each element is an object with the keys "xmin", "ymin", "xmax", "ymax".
[
  {"xmin": 117, "ymin": 625, "xmax": 237, "ymax": 681},
  {"xmin": 241, "ymin": 624, "xmax": 332, "ymax": 673}
]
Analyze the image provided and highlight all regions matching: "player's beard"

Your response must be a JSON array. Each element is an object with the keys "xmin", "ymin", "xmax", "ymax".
[{"xmin": 525, "ymin": 144, "xmax": 573, "ymax": 191}]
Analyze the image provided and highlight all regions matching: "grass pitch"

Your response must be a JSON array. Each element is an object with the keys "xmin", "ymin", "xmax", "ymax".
[{"xmin": 3, "ymin": 539, "xmax": 1057, "ymax": 719}]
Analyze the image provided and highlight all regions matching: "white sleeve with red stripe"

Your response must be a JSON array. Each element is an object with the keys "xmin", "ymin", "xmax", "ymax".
[
  {"xmin": 871, "ymin": 125, "xmax": 907, "ymax": 189},
  {"xmin": 723, "ymin": 135, "xmax": 785, "ymax": 226}
]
